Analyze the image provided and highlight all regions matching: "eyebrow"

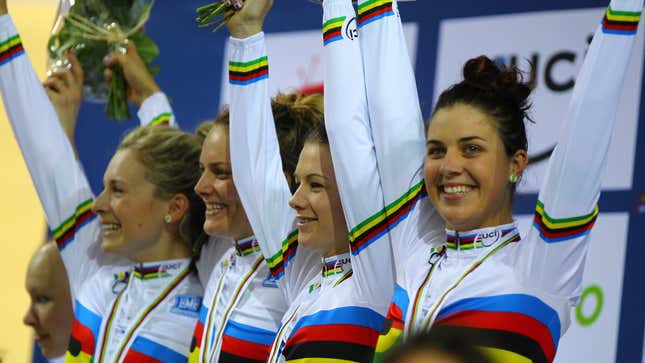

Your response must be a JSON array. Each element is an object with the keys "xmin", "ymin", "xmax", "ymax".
[
  {"xmin": 294, "ymin": 173, "xmax": 328, "ymax": 181},
  {"xmin": 426, "ymin": 136, "xmax": 487, "ymax": 146}
]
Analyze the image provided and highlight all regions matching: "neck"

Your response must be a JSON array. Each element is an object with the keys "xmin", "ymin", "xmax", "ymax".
[
  {"xmin": 323, "ymin": 245, "xmax": 349, "ymax": 258},
  {"xmin": 130, "ymin": 234, "xmax": 192, "ymax": 263}
]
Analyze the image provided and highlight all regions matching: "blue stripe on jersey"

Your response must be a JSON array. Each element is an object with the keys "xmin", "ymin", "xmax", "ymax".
[
  {"xmin": 290, "ymin": 306, "xmax": 386, "ymax": 336},
  {"xmin": 74, "ymin": 300, "xmax": 101, "ymax": 338},
  {"xmin": 223, "ymin": 319, "xmax": 277, "ymax": 346},
  {"xmin": 391, "ymin": 284, "xmax": 410, "ymax": 318},
  {"xmin": 198, "ymin": 304, "xmax": 208, "ymax": 324},
  {"xmin": 129, "ymin": 336, "xmax": 187, "ymax": 362},
  {"xmin": 436, "ymin": 294, "xmax": 561, "ymax": 346}
]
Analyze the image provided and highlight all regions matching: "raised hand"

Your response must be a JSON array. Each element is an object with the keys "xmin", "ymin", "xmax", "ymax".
[
  {"xmin": 225, "ymin": 0, "xmax": 273, "ymax": 38},
  {"xmin": 44, "ymin": 51, "xmax": 84, "ymax": 147},
  {"xmin": 103, "ymin": 41, "xmax": 160, "ymax": 108}
]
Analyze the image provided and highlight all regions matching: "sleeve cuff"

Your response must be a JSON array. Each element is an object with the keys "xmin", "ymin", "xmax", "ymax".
[{"xmin": 137, "ymin": 92, "xmax": 174, "ymax": 127}]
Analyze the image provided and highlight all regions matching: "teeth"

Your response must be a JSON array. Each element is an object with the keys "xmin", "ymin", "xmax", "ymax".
[
  {"xmin": 102, "ymin": 224, "xmax": 120, "ymax": 232},
  {"xmin": 443, "ymin": 185, "xmax": 471, "ymax": 194},
  {"xmin": 206, "ymin": 203, "xmax": 225, "ymax": 211}
]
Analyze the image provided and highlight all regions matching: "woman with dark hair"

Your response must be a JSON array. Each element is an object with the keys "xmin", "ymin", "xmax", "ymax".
[
  {"xmin": 225, "ymin": 0, "xmax": 397, "ymax": 361},
  {"xmin": 335, "ymin": 0, "xmax": 642, "ymax": 362},
  {"xmin": 0, "ymin": 1, "xmax": 207, "ymax": 361}
]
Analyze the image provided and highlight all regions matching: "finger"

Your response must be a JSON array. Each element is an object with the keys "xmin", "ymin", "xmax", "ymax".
[
  {"xmin": 44, "ymin": 76, "xmax": 65, "ymax": 93},
  {"xmin": 57, "ymin": 68, "xmax": 75, "ymax": 89},
  {"xmin": 66, "ymin": 50, "xmax": 84, "ymax": 82}
]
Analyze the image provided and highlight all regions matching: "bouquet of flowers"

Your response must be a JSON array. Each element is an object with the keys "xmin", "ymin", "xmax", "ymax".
[
  {"xmin": 195, "ymin": 2, "xmax": 236, "ymax": 32},
  {"xmin": 48, "ymin": 0, "xmax": 160, "ymax": 120}
]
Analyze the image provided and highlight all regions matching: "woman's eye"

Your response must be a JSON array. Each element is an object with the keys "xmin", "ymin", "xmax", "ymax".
[
  {"xmin": 427, "ymin": 147, "xmax": 445, "ymax": 157},
  {"xmin": 464, "ymin": 144, "xmax": 482, "ymax": 154},
  {"xmin": 35, "ymin": 295, "xmax": 50, "ymax": 304},
  {"xmin": 311, "ymin": 182, "xmax": 324, "ymax": 189}
]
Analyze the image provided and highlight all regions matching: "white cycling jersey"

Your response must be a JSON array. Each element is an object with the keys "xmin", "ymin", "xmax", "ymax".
[{"xmin": 348, "ymin": 0, "xmax": 642, "ymax": 362}]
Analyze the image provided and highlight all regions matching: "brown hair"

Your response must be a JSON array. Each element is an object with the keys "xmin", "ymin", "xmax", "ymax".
[
  {"xmin": 433, "ymin": 55, "xmax": 533, "ymax": 192},
  {"xmin": 215, "ymin": 92, "xmax": 324, "ymax": 191},
  {"xmin": 118, "ymin": 126, "xmax": 206, "ymax": 256}
]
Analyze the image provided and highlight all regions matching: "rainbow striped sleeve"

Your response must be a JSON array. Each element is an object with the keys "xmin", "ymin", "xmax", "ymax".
[
  {"xmin": 52, "ymin": 198, "xmax": 97, "ymax": 251},
  {"xmin": 266, "ymin": 230, "xmax": 298, "ymax": 280},
  {"xmin": 323, "ymin": 16, "xmax": 346, "ymax": 46},
  {"xmin": 229, "ymin": 56, "xmax": 269, "ymax": 86},
  {"xmin": 148, "ymin": 112, "xmax": 172, "ymax": 127},
  {"xmin": 602, "ymin": 6, "xmax": 641, "ymax": 35},
  {"xmin": 374, "ymin": 284, "xmax": 409, "ymax": 362},
  {"xmin": 282, "ymin": 306, "xmax": 385, "ymax": 361},
  {"xmin": 533, "ymin": 201, "xmax": 599, "ymax": 243},
  {"xmin": 123, "ymin": 336, "xmax": 187, "ymax": 363},
  {"xmin": 219, "ymin": 320, "xmax": 277, "ymax": 363},
  {"xmin": 0, "ymin": 34, "xmax": 24, "ymax": 67},
  {"xmin": 188, "ymin": 305, "xmax": 208, "ymax": 363},
  {"xmin": 434, "ymin": 294, "xmax": 561, "ymax": 363},
  {"xmin": 358, "ymin": 0, "xmax": 394, "ymax": 27},
  {"xmin": 65, "ymin": 301, "xmax": 102, "ymax": 363},
  {"xmin": 349, "ymin": 180, "xmax": 427, "ymax": 255}
]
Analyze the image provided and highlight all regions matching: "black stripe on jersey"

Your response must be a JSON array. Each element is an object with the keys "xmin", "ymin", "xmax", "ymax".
[
  {"xmin": 283, "ymin": 340, "xmax": 375, "ymax": 362},
  {"xmin": 437, "ymin": 325, "xmax": 548, "ymax": 363},
  {"xmin": 219, "ymin": 351, "xmax": 265, "ymax": 363}
]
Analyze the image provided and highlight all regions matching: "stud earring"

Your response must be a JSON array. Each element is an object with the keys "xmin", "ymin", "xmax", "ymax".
[
  {"xmin": 509, "ymin": 174, "xmax": 518, "ymax": 184},
  {"xmin": 164, "ymin": 215, "xmax": 172, "ymax": 224}
]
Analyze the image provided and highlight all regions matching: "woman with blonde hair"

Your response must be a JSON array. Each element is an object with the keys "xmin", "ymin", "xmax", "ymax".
[{"xmin": 0, "ymin": 1, "xmax": 206, "ymax": 361}]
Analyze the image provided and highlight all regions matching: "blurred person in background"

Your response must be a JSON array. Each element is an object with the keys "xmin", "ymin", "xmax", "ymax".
[
  {"xmin": 24, "ymin": 241, "xmax": 73, "ymax": 362},
  {"xmin": 383, "ymin": 328, "xmax": 492, "ymax": 363}
]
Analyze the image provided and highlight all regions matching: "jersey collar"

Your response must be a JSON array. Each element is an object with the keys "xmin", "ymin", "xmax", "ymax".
[
  {"xmin": 445, "ymin": 222, "xmax": 520, "ymax": 256},
  {"xmin": 234, "ymin": 235, "xmax": 262, "ymax": 257},
  {"xmin": 132, "ymin": 258, "xmax": 192, "ymax": 281}
]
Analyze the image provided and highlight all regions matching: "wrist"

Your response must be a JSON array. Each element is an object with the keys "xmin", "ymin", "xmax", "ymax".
[{"xmin": 230, "ymin": 23, "xmax": 263, "ymax": 39}]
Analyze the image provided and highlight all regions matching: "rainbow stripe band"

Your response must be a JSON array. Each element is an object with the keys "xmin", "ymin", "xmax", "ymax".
[
  {"xmin": 53, "ymin": 199, "xmax": 96, "ymax": 251},
  {"xmin": 123, "ymin": 336, "xmax": 187, "ymax": 363},
  {"xmin": 282, "ymin": 306, "xmax": 385, "ymax": 361},
  {"xmin": 188, "ymin": 305, "xmax": 208, "ymax": 362},
  {"xmin": 323, "ymin": 16, "xmax": 346, "ymax": 46},
  {"xmin": 219, "ymin": 320, "xmax": 276, "ymax": 363},
  {"xmin": 435, "ymin": 294, "xmax": 561, "ymax": 363},
  {"xmin": 236, "ymin": 238, "xmax": 261, "ymax": 256},
  {"xmin": 446, "ymin": 228, "xmax": 515, "ymax": 251},
  {"xmin": 0, "ymin": 34, "xmax": 25, "ymax": 67},
  {"xmin": 358, "ymin": 0, "xmax": 394, "ymax": 27},
  {"xmin": 533, "ymin": 201, "xmax": 598, "ymax": 243},
  {"xmin": 349, "ymin": 180, "xmax": 427, "ymax": 256},
  {"xmin": 148, "ymin": 113, "xmax": 172, "ymax": 127},
  {"xmin": 602, "ymin": 6, "xmax": 641, "ymax": 35},
  {"xmin": 133, "ymin": 265, "xmax": 170, "ymax": 280},
  {"xmin": 374, "ymin": 285, "xmax": 409, "ymax": 362},
  {"xmin": 229, "ymin": 56, "xmax": 269, "ymax": 86},
  {"xmin": 66, "ymin": 301, "xmax": 102, "ymax": 363},
  {"xmin": 266, "ymin": 230, "xmax": 298, "ymax": 279}
]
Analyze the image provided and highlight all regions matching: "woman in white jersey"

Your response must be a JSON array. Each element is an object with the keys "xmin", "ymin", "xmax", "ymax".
[
  {"xmin": 0, "ymin": 2, "xmax": 207, "ymax": 361},
  {"xmin": 342, "ymin": 0, "xmax": 643, "ymax": 361},
  {"xmin": 226, "ymin": 0, "xmax": 398, "ymax": 361}
]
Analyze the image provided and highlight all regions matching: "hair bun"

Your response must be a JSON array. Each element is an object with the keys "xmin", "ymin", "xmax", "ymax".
[{"xmin": 462, "ymin": 55, "xmax": 532, "ymax": 106}]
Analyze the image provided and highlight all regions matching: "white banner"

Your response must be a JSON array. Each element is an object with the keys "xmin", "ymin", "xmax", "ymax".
[
  {"xmin": 435, "ymin": 8, "xmax": 644, "ymax": 192},
  {"xmin": 220, "ymin": 23, "xmax": 419, "ymax": 104}
]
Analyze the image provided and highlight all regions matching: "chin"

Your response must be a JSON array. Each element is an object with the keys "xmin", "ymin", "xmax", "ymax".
[
  {"xmin": 203, "ymin": 219, "xmax": 232, "ymax": 238},
  {"xmin": 38, "ymin": 341, "xmax": 65, "ymax": 359},
  {"xmin": 297, "ymin": 231, "xmax": 318, "ymax": 251}
]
